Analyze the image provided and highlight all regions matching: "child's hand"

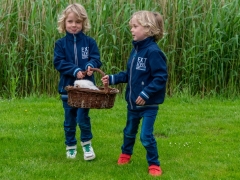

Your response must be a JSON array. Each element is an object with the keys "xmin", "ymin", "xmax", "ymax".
[
  {"xmin": 136, "ymin": 96, "xmax": 145, "ymax": 105},
  {"xmin": 77, "ymin": 71, "xmax": 85, "ymax": 79},
  {"xmin": 101, "ymin": 75, "xmax": 109, "ymax": 85},
  {"xmin": 87, "ymin": 66, "xmax": 93, "ymax": 76}
]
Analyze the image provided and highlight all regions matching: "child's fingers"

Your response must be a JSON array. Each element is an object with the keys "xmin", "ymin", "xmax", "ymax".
[
  {"xmin": 102, "ymin": 75, "xmax": 109, "ymax": 80},
  {"xmin": 136, "ymin": 96, "xmax": 145, "ymax": 105},
  {"xmin": 77, "ymin": 71, "xmax": 85, "ymax": 79},
  {"xmin": 86, "ymin": 66, "xmax": 93, "ymax": 76},
  {"xmin": 87, "ymin": 71, "xmax": 93, "ymax": 76},
  {"xmin": 101, "ymin": 76, "xmax": 109, "ymax": 85}
]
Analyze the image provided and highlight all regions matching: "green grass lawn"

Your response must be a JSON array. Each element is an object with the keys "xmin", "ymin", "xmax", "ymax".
[{"xmin": 0, "ymin": 96, "xmax": 239, "ymax": 180}]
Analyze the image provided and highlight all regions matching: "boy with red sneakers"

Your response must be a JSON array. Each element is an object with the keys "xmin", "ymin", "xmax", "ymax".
[{"xmin": 102, "ymin": 10, "xmax": 168, "ymax": 176}]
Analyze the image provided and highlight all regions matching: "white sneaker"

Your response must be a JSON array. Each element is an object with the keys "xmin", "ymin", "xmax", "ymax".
[
  {"xmin": 66, "ymin": 145, "xmax": 77, "ymax": 159},
  {"xmin": 81, "ymin": 141, "xmax": 96, "ymax": 160}
]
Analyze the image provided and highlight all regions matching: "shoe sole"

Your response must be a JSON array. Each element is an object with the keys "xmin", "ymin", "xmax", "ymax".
[
  {"xmin": 67, "ymin": 156, "xmax": 76, "ymax": 159},
  {"xmin": 67, "ymin": 154, "xmax": 77, "ymax": 159},
  {"xmin": 66, "ymin": 152, "xmax": 77, "ymax": 159},
  {"xmin": 84, "ymin": 154, "xmax": 96, "ymax": 160}
]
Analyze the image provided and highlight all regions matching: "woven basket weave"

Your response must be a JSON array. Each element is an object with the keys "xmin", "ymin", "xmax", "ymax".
[{"xmin": 65, "ymin": 68, "xmax": 119, "ymax": 109}]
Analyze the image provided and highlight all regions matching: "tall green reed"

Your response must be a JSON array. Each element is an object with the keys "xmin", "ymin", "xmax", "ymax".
[
  {"xmin": 0, "ymin": 0, "xmax": 239, "ymax": 98},
  {"xmin": 163, "ymin": 0, "xmax": 240, "ymax": 97}
]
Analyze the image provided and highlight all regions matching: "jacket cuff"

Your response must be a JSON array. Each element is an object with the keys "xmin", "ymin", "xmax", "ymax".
[
  {"xmin": 139, "ymin": 91, "xmax": 149, "ymax": 101},
  {"xmin": 85, "ymin": 63, "xmax": 94, "ymax": 70},
  {"xmin": 109, "ymin": 75, "xmax": 114, "ymax": 85},
  {"xmin": 73, "ymin": 68, "xmax": 82, "ymax": 77}
]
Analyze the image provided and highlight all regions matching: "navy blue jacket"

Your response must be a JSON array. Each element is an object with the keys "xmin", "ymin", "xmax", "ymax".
[
  {"xmin": 109, "ymin": 37, "xmax": 168, "ymax": 110},
  {"xmin": 54, "ymin": 31, "xmax": 102, "ymax": 94}
]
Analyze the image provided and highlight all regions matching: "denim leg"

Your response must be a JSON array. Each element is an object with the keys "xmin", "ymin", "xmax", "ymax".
[
  {"xmin": 77, "ymin": 108, "xmax": 92, "ymax": 142},
  {"xmin": 121, "ymin": 110, "xmax": 141, "ymax": 155},
  {"xmin": 62, "ymin": 100, "xmax": 77, "ymax": 146},
  {"xmin": 140, "ymin": 108, "xmax": 160, "ymax": 166}
]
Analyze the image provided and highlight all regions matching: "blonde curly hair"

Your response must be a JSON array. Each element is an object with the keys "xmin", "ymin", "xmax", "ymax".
[
  {"xmin": 129, "ymin": 10, "xmax": 164, "ymax": 41},
  {"xmin": 57, "ymin": 3, "xmax": 91, "ymax": 34}
]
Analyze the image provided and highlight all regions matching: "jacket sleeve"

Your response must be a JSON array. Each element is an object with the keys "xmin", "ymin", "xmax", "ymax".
[
  {"xmin": 84, "ymin": 38, "xmax": 102, "ymax": 70},
  {"xmin": 139, "ymin": 50, "xmax": 168, "ymax": 101},
  {"xmin": 53, "ymin": 40, "xmax": 81, "ymax": 77},
  {"xmin": 109, "ymin": 71, "xmax": 128, "ymax": 85}
]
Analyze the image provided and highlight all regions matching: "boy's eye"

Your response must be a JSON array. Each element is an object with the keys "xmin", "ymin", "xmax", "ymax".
[{"xmin": 130, "ymin": 25, "xmax": 137, "ymax": 29}]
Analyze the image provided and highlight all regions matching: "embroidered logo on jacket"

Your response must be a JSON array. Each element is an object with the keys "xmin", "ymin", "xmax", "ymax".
[
  {"xmin": 82, "ymin": 47, "xmax": 89, "ymax": 59},
  {"xmin": 136, "ymin": 57, "xmax": 147, "ymax": 71}
]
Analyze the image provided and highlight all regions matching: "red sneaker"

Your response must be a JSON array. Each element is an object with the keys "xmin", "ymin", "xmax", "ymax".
[
  {"xmin": 148, "ymin": 165, "xmax": 162, "ymax": 176},
  {"xmin": 117, "ymin": 153, "xmax": 131, "ymax": 165}
]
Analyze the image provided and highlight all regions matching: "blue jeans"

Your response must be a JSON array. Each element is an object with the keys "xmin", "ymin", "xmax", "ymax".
[
  {"xmin": 62, "ymin": 99, "xmax": 92, "ymax": 146},
  {"xmin": 121, "ymin": 107, "xmax": 160, "ymax": 166}
]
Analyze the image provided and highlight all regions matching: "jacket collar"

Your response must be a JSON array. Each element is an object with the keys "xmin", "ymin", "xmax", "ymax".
[
  {"xmin": 132, "ymin": 37, "xmax": 155, "ymax": 50},
  {"xmin": 66, "ymin": 31, "xmax": 84, "ymax": 41}
]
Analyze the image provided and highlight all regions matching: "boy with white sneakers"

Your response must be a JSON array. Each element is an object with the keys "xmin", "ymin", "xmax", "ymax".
[{"xmin": 54, "ymin": 3, "xmax": 101, "ymax": 160}]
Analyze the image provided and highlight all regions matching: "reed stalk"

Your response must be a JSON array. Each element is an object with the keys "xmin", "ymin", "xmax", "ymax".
[{"xmin": 0, "ymin": 0, "xmax": 239, "ymax": 98}]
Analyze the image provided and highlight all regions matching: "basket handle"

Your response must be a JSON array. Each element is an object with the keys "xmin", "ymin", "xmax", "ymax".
[{"xmin": 82, "ymin": 68, "xmax": 109, "ymax": 93}]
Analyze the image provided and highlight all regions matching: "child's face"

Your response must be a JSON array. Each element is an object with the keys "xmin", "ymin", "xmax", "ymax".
[
  {"xmin": 130, "ymin": 16, "xmax": 148, "ymax": 41},
  {"xmin": 65, "ymin": 12, "xmax": 83, "ymax": 34}
]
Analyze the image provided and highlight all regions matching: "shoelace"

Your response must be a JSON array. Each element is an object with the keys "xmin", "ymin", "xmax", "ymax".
[
  {"xmin": 69, "ymin": 149, "xmax": 75, "ymax": 155},
  {"xmin": 83, "ymin": 144, "xmax": 90, "ymax": 152}
]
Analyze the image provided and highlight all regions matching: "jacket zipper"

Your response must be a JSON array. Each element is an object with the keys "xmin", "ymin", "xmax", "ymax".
[
  {"xmin": 129, "ymin": 47, "xmax": 138, "ymax": 109},
  {"xmin": 73, "ymin": 35, "xmax": 78, "ymax": 65}
]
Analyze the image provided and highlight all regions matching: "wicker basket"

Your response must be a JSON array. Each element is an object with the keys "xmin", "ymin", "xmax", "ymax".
[{"xmin": 65, "ymin": 68, "xmax": 119, "ymax": 109}]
